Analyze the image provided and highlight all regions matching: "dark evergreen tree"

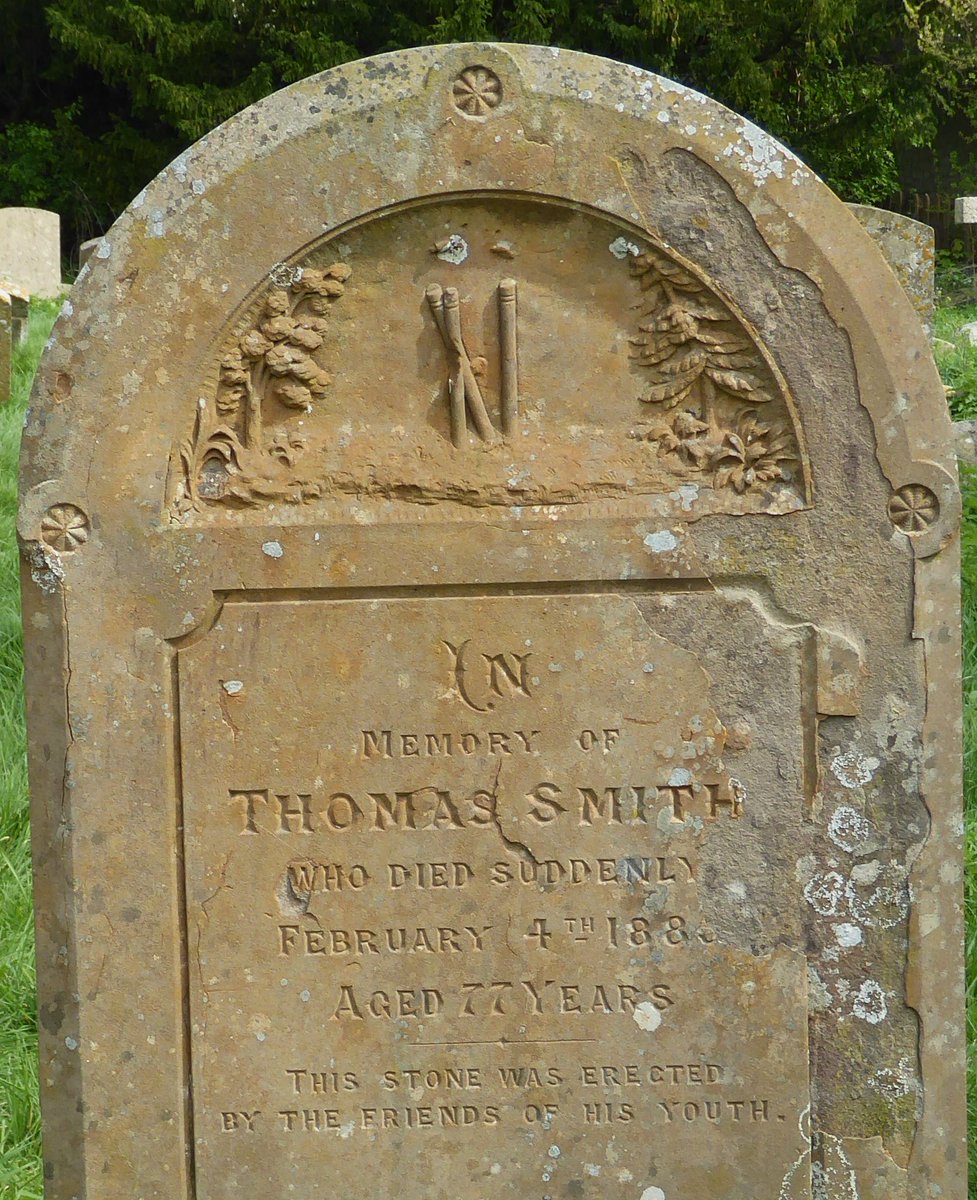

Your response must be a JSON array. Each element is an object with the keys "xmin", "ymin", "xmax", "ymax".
[{"xmin": 1, "ymin": 0, "xmax": 974, "ymax": 256}]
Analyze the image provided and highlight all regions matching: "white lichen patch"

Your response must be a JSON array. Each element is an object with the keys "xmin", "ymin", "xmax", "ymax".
[
  {"xmin": 830, "ymin": 750, "xmax": 880, "ymax": 789},
  {"xmin": 852, "ymin": 979, "xmax": 888, "ymax": 1024},
  {"xmin": 641, "ymin": 1188, "xmax": 666, "ymax": 1200},
  {"xmin": 643, "ymin": 530, "xmax": 679, "ymax": 553},
  {"xmin": 633, "ymin": 1001, "xmax": 662, "ymax": 1032},
  {"xmin": 828, "ymin": 805, "xmax": 876, "ymax": 852},
  {"xmin": 677, "ymin": 483, "xmax": 699, "ymax": 511},
  {"xmin": 222, "ymin": 680, "xmax": 244, "ymax": 695},
  {"xmin": 871, "ymin": 1057, "xmax": 918, "ymax": 1101},
  {"xmin": 834, "ymin": 922, "xmax": 862, "ymax": 948},
  {"xmin": 803, "ymin": 870, "xmax": 851, "ymax": 917},
  {"xmin": 584, "ymin": 1164, "xmax": 601, "ymax": 1177},
  {"xmin": 435, "ymin": 233, "xmax": 469, "ymax": 264},
  {"xmin": 27, "ymin": 543, "xmax": 65, "ymax": 594},
  {"xmin": 849, "ymin": 862, "xmax": 910, "ymax": 929},
  {"xmin": 721, "ymin": 121, "xmax": 788, "ymax": 186},
  {"xmin": 269, "ymin": 262, "xmax": 303, "ymax": 287},
  {"xmin": 609, "ymin": 236, "xmax": 641, "ymax": 259},
  {"xmin": 261, "ymin": 540, "xmax": 284, "ymax": 558}
]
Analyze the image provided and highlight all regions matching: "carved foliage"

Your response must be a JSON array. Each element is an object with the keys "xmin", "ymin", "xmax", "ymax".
[
  {"xmin": 629, "ymin": 250, "xmax": 800, "ymax": 495},
  {"xmin": 167, "ymin": 233, "xmax": 806, "ymax": 519},
  {"xmin": 169, "ymin": 263, "xmax": 350, "ymax": 514}
]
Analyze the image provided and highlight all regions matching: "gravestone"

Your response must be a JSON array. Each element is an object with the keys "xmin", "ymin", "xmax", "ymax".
[
  {"xmin": 954, "ymin": 195, "xmax": 977, "ymax": 224},
  {"xmin": 77, "ymin": 237, "xmax": 102, "ymax": 271},
  {"xmin": 0, "ymin": 289, "xmax": 12, "ymax": 403},
  {"xmin": 0, "ymin": 207, "xmax": 61, "ymax": 298},
  {"xmin": 847, "ymin": 204, "xmax": 935, "ymax": 336},
  {"xmin": 19, "ymin": 44, "xmax": 964, "ymax": 1200},
  {"xmin": 3, "ymin": 282, "xmax": 29, "ymax": 346},
  {"xmin": 0, "ymin": 282, "xmax": 28, "ymax": 401}
]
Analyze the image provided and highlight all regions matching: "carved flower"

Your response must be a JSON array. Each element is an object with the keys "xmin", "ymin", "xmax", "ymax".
[
  {"xmin": 219, "ymin": 348, "xmax": 247, "ymax": 383},
  {"xmin": 40, "ymin": 503, "xmax": 89, "ymax": 552},
  {"xmin": 217, "ymin": 348, "xmax": 249, "ymax": 413},
  {"xmin": 712, "ymin": 411, "xmax": 794, "ymax": 493},
  {"xmin": 674, "ymin": 411, "xmax": 709, "ymax": 439},
  {"xmin": 294, "ymin": 263, "xmax": 351, "ymax": 298},
  {"xmin": 265, "ymin": 343, "xmax": 306, "ymax": 374},
  {"xmin": 287, "ymin": 325, "xmax": 324, "ymax": 351},
  {"xmin": 276, "ymin": 380, "xmax": 313, "ymax": 409},
  {"xmin": 240, "ymin": 329, "xmax": 273, "ymax": 359},
  {"xmin": 452, "ymin": 67, "xmax": 502, "ymax": 116},
  {"xmin": 634, "ymin": 410, "xmax": 710, "ymax": 464},
  {"xmin": 264, "ymin": 289, "xmax": 290, "ymax": 316},
  {"xmin": 261, "ymin": 314, "xmax": 297, "ymax": 341},
  {"xmin": 887, "ymin": 484, "xmax": 938, "ymax": 532},
  {"xmin": 268, "ymin": 429, "xmax": 306, "ymax": 465}
]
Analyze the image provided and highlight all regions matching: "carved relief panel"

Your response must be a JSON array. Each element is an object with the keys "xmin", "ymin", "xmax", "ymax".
[{"xmin": 167, "ymin": 198, "xmax": 809, "ymax": 521}]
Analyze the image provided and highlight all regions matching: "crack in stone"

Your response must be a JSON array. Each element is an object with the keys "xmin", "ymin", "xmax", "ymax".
[{"xmin": 486, "ymin": 760, "xmax": 541, "ymax": 867}]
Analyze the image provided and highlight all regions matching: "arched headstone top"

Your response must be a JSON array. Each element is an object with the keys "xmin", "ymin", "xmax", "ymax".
[
  {"xmin": 19, "ymin": 44, "xmax": 964, "ymax": 1200},
  {"xmin": 23, "ymin": 44, "xmax": 956, "ymax": 550}
]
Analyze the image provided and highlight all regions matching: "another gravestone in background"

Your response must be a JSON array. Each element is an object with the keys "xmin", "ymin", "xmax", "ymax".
[
  {"xmin": 847, "ymin": 204, "xmax": 936, "ymax": 337},
  {"xmin": 0, "ymin": 290, "xmax": 12, "ymax": 404},
  {"xmin": 77, "ymin": 237, "xmax": 101, "ymax": 272},
  {"xmin": 19, "ymin": 46, "xmax": 963, "ymax": 1200},
  {"xmin": 0, "ymin": 282, "xmax": 28, "ymax": 402},
  {"xmin": 0, "ymin": 208, "xmax": 61, "ymax": 299}
]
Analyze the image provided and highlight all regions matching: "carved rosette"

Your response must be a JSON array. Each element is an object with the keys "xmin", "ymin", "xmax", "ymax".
[{"xmin": 628, "ymin": 249, "xmax": 802, "ymax": 495}]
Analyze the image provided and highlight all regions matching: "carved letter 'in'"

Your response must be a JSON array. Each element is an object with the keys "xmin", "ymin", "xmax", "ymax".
[
  {"xmin": 426, "ymin": 279, "xmax": 519, "ymax": 446},
  {"xmin": 442, "ymin": 640, "xmax": 532, "ymax": 712}
]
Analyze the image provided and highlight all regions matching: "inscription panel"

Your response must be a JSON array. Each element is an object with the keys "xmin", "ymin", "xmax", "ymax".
[{"xmin": 179, "ymin": 593, "xmax": 811, "ymax": 1198}]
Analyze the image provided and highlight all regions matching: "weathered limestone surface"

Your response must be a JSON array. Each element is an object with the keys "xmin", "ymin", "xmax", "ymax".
[
  {"xmin": 19, "ymin": 45, "xmax": 964, "ymax": 1200},
  {"xmin": 847, "ymin": 203, "xmax": 936, "ymax": 336},
  {"xmin": 0, "ymin": 208, "xmax": 61, "ymax": 298}
]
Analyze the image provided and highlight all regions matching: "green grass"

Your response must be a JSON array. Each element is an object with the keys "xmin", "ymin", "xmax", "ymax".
[
  {"xmin": 0, "ymin": 299, "xmax": 60, "ymax": 1200},
  {"xmin": 0, "ymin": 300, "xmax": 973, "ymax": 1195},
  {"xmin": 933, "ymin": 306, "xmax": 976, "ymax": 1189}
]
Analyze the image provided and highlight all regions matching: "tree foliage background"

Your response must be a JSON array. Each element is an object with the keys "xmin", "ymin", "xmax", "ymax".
[{"xmin": 3, "ymin": 0, "xmax": 977, "ymax": 256}]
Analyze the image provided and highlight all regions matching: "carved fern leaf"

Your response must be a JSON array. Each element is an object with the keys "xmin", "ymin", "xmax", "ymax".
[
  {"xmin": 641, "ymin": 374, "xmax": 698, "ymax": 406},
  {"xmin": 631, "ymin": 339, "xmax": 680, "ymax": 366},
  {"xmin": 706, "ymin": 350, "xmax": 758, "ymax": 370},
  {"xmin": 706, "ymin": 368, "xmax": 763, "ymax": 395},
  {"xmin": 693, "ymin": 331, "xmax": 752, "ymax": 351},
  {"xmin": 682, "ymin": 300, "xmax": 730, "ymax": 322},
  {"xmin": 662, "ymin": 349, "xmax": 708, "ymax": 377}
]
